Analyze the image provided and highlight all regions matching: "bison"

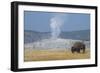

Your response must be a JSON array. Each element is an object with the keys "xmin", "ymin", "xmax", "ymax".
[{"xmin": 71, "ymin": 42, "xmax": 85, "ymax": 53}]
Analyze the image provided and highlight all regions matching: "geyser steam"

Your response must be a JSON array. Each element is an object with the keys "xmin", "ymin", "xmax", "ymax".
[{"xmin": 50, "ymin": 15, "xmax": 64, "ymax": 39}]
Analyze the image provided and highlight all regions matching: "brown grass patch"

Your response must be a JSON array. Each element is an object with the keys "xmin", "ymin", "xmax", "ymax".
[{"xmin": 24, "ymin": 49, "xmax": 90, "ymax": 62}]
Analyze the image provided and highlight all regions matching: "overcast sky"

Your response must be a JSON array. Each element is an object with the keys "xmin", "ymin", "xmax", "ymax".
[{"xmin": 24, "ymin": 11, "xmax": 90, "ymax": 32}]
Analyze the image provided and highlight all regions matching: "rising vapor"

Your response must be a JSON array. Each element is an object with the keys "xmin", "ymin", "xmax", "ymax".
[{"xmin": 50, "ymin": 14, "xmax": 65, "ymax": 39}]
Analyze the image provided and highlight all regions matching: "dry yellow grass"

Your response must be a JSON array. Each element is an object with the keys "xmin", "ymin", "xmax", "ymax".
[{"xmin": 24, "ymin": 49, "xmax": 90, "ymax": 62}]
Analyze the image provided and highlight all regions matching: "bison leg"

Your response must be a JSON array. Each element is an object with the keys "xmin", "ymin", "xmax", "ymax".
[
  {"xmin": 77, "ymin": 48, "xmax": 80, "ymax": 53},
  {"xmin": 82, "ymin": 45, "xmax": 85, "ymax": 53},
  {"xmin": 71, "ymin": 47, "xmax": 75, "ymax": 53},
  {"xmin": 72, "ymin": 50, "xmax": 74, "ymax": 53},
  {"xmin": 82, "ymin": 48, "xmax": 85, "ymax": 53}
]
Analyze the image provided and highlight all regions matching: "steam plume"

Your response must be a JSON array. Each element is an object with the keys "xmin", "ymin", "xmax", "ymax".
[{"xmin": 50, "ymin": 14, "xmax": 65, "ymax": 39}]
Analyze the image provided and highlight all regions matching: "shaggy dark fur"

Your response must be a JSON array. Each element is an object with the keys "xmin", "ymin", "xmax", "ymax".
[{"xmin": 71, "ymin": 42, "xmax": 85, "ymax": 53}]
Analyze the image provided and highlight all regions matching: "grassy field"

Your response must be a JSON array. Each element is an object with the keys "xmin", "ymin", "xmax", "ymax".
[{"xmin": 24, "ymin": 49, "xmax": 90, "ymax": 62}]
